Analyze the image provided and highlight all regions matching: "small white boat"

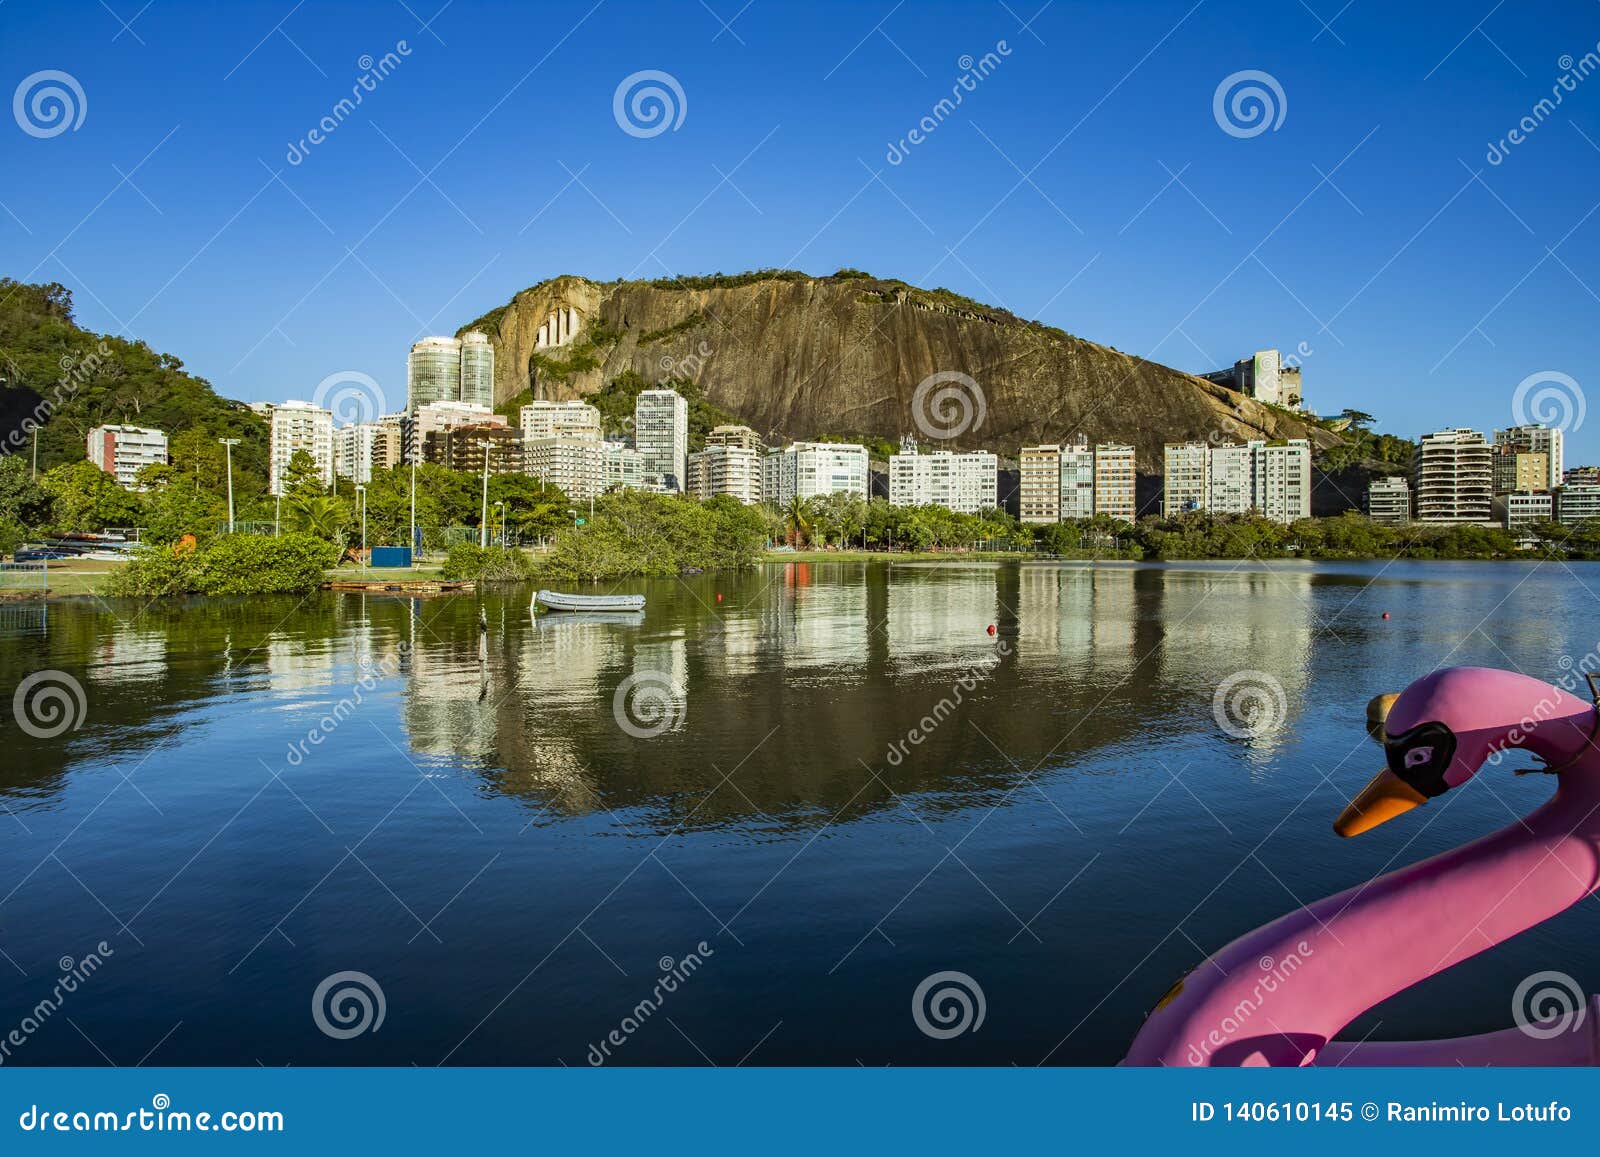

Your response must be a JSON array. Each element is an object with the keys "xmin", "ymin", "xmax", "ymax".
[{"xmin": 534, "ymin": 589, "xmax": 646, "ymax": 613}]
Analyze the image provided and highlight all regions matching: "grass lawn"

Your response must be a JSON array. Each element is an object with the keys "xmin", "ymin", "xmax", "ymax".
[{"xmin": 0, "ymin": 558, "xmax": 121, "ymax": 599}]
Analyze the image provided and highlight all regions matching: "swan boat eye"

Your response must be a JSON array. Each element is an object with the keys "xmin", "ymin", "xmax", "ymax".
[{"xmin": 1404, "ymin": 746, "xmax": 1434, "ymax": 768}]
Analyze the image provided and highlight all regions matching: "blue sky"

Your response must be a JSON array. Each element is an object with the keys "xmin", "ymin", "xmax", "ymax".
[{"xmin": 2, "ymin": 0, "xmax": 1598, "ymax": 457}]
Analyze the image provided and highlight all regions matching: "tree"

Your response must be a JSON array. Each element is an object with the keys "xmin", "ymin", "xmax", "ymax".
[
  {"xmin": 283, "ymin": 449, "xmax": 325, "ymax": 498},
  {"xmin": 0, "ymin": 454, "xmax": 54, "ymax": 528},
  {"xmin": 281, "ymin": 493, "xmax": 347, "ymax": 540},
  {"xmin": 780, "ymin": 495, "xmax": 813, "ymax": 546},
  {"xmin": 38, "ymin": 460, "xmax": 143, "ymax": 533}
]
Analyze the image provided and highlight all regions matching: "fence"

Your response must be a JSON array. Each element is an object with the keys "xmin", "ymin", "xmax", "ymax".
[{"xmin": 0, "ymin": 561, "xmax": 48, "ymax": 594}]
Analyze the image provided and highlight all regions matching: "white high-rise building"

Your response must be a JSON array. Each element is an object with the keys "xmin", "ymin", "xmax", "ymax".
[
  {"xmin": 269, "ymin": 400, "xmax": 335, "ymax": 495},
  {"xmin": 686, "ymin": 444, "xmax": 762, "ymax": 504},
  {"xmin": 1208, "ymin": 443, "xmax": 1253, "ymax": 514},
  {"xmin": 1414, "ymin": 428, "xmax": 1494, "ymax": 524},
  {"xmin": 1162, "ymin": 442, "xmax": 1210, "ymax": 515},
  {"xmin": 634, "ymin": 388, "xmax": 689, "ymax": 491},
  {"xmin": 335, "ymin": 422, "xmax": 383, "ymax": 484},
  {"xmin": 1495, "ymin": 425, "xmax": 1563, "ymax": 491},
  {"xmin": 458, "ymin": 331, "xmax": 495, "ymax": 408},
  {"xmin": 1557, "ymin": 486, "xmax": 1600, "ymax": 526},
  {"xmin": 1094, "ymin": 443, "xmax": 1137, "ymax": 522},
  {"xmin": 520, "ymin": 400, "xmax": 602, "ymax": 443},
  {"xmin": 888, "ymin": 449, "xmax": 997, "ymax": 513},
  {"xmin": 86, "ymin": 424, "xmax": 167, "ymax": 489},
  {"xmin": 1252, "ymin": 439, "xmax": 1312, "ymax": 524},
  {"xmin": 526, "ymin": 438, "xmax": 606, "ymax": 500},
  {"xmin": 762, "ymin": 442, "xmax": 869, "ymax": 505}
]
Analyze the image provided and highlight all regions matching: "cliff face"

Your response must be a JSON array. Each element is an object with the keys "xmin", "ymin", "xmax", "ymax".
[{"xmin": 462, "ymin": 272, "xmax": 1328, "ymax": 467}]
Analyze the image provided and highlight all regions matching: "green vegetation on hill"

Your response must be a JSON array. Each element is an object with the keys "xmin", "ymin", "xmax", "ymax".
[{"xmin": 0, "ymin": 279, "xmax": 268, "ymax": 483}]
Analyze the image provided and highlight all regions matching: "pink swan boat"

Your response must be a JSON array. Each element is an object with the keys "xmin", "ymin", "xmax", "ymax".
[{"xmin": 1123, "ymin": 665, "xmax": 1600, "ymax": 1066}]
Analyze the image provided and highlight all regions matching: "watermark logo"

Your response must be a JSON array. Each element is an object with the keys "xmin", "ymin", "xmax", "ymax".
[
  {"xmin": 311, "ymin": 970, "xmax": 386, "ymax": 1039},
  {"xmin": 1512, "ymin": 969, "xmax": 1587, "ymax": 1039},
  {"xmin": 1488, "ymin": 47, "xmax": 1600, "ymax": 165},
  {"xmin": 285, "ymin": 42, "xmax": 411, "ymax": 165},
  {"xmin": 910, "ymin": 370, "xmax": 986, "ymax": 440},
  {"xmin": 1512, "ymin": 370, "xmax": 1584, "ymax": 433},
  {"xmin": 1211, "ymin": 670, "xmax": 1287, "ymax": 739},
  {"xmin": 586, "ymin": 941, "xmax": 715, "ymax": 1064},
  {"xmin": 13, "ymin": 70, "xmax": 86, "ymax": 138},
  {"xmin": 312, "ymin": 370, "xmax": 387, "ymax": 426},
  {"xmin": 613, "ymin": 70, "xmax": 687, "ymax": 139},
  {"xmin": 1212, "ymin": 69, "xmax": 1286, "ymax": 139},
  {"xmin": 912, "ymin": 970, "xmax": 985, "ymax": 1039},
  {"xmin": 612, "ymin": 670, "xmax": 686, "ymax": 738},
  {"xmin": 0, "ymin": 941, "xmax": 114, "ymax": 1066},
  {"xmin": 12, "ymin": 670, "xmax": 88, "ymax": 739},
  {"xmin": 885, "ymin": 41, "xmax": 1012, "ymax": 165}
]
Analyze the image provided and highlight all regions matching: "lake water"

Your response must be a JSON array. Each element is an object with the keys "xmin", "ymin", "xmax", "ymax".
[{"xmin": 1, "ymin": 559, "xmax": 1596, "ymax": 1066}]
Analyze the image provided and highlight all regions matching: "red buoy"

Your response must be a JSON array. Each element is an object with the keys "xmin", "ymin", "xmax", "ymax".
[
  {"xmin": 1381, "ymin": 612, "xmax": 1390, "ymax": 620},
  {"xmin": 987, "ymin": 624, "xmax": 997, "ymax": 636},
  {"xmin": 716, "ymin": 593, "xmax": 723, "ymax": 602}
]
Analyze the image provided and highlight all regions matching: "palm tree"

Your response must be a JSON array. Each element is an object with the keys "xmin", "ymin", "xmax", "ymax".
[
  {"xmin": 782, "ymin": 496, "xmax": 813, "ymax": 547},
  {"xmin": 282, "ymin": 494, "xmax": 345, "ymax": 540}
]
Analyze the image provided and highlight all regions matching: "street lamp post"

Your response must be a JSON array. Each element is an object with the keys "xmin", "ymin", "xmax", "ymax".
[
  {"xmin": 477, "ymin": 440, "xmax": 494, "ymax": 549},
  {"xmin": 356, "ymin": 484, "xmax": 367, "ymax": 569},
  {"xmin": 409, "ymin": 455, "xmax": 417, "ymax": 566},
  {"xmin": 218, "ymin": 438, "xmax": 241, "ymax": 533},
  {"xmin": 31, "ymin": 426, "xmax": 39, "ymax": 480}
]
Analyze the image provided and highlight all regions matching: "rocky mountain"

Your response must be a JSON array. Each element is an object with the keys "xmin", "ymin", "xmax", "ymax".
[{"xmin": 459, "ymin": 270, "xmax": 1332, "ymax": 469}]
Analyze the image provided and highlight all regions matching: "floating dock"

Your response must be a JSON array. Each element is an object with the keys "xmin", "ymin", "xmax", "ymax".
[{"xmin": 322, "ymin": 579, "xmax": 476, "ymax": 596}]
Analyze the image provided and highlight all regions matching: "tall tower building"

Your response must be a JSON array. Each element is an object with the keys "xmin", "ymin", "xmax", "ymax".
[
  {"xmin": 459, "ymin": 331, "xmax": 495, "ymax": 408},
  {"xmin": 634, "ymin": 388, "xmax": 689, "ymax": 491},
  {"xmin": 407, "ymin": 336, "xmax": 463, "ymax": 411}
]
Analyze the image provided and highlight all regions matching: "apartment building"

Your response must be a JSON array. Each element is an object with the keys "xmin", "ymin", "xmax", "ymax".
[
  {"xmin": 1366, "ymin": 476, "xmax": 1412, "ymax": 524},
  {"xmin": 1493, "ymin": 491, "xmax": 1554, "ymax": 530},
  {"xmin": 1060, "ymin": 435, "xmax": 1095, "ymax": 520},
  {"xmin": 1162, "ymin": 442, "xmax": 1210, "ymax": 515},
  {"xmin": 1208, "ymin": 442, "xmax": 1253, "ymax": 515},
  {"xmin": 1019, "ymin": 444, "xmax": 1063, "ymax": 524},
  {"xmin": 705, "ymin": 424, "xmax": 763, "ymax": 451},
  {"xmin": 269, "ymin": 400, "xmax": 335, "ymax": 495},
  {"xmin": 1557, "ymin": 486, "xmax": 1600, "ymax": 526},
  {"xmin": 421, "ymin": 422, "xmax": 525, "ymax": 475},
  {"xmin": 520, "ymin": 400, "xmax": 602, "ymax": 443},
  {"xmin": 686, "ymin": 444, "xmax": 762, "ymax": 504},
  {"xmin": 86, "ymin": 424, "xmax": 167, "ymax": 489},
  {"xmin": 1093, "ymin": 443, "xmax": 1137, "ymax": 522},
  {"xmin": 1493, "ymin": 449, "xmax": 1550, "ymax": 495},
  {"xmin": 1252, "ymin": 439, "xmax": 1313, "ymax": 524},
  {"xmin": 1413, "ymin": 429, "xmax": 1494, "ymax": 524},
  {"xmin": 525, "ymin": 437, "xmax": 606, "ymax": 500},
  {"xmin": 1495, "ymin": 425, "xmax": 1563, "ymax": 490},
  {"xmin": 603, "ymin": 441, "xmax": 646, "ymax": 491},
  {"xmin": 887, "ymin": 449, "xmax": 997, "ymax": 513},
  {"xmin": 762, "ymin": 442, "xmax": 869, "ymax": 505}
]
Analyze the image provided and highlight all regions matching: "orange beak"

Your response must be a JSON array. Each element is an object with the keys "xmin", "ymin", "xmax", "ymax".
[{"xmin": 1333, "ymin": 768, "xmax": 1428, "ymax": 837}]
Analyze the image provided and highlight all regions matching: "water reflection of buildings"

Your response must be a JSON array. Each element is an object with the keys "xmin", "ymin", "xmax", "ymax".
[
  {"xmin": 89, "ymin": 622, "xmax": 168, "ymax": 684},
  {"xmin": 1015, "ymin": 565, "xmax": 1139, "ymax": 680},
  {"xmin": 1149, "ymin": 566, "xmax": 1315, "ymax": 754}
]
